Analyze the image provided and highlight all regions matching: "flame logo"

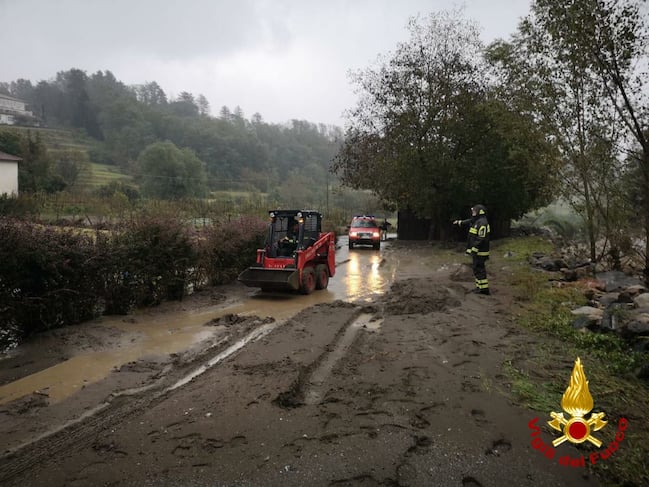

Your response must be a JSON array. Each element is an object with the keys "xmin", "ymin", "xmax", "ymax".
[
  {"xmin": 561, "ymin": 357, "xmax": 594, "ymax": 417},
  {"xmin": 548, "ymin": 358, "xmax": 607, "ymax": 447}
]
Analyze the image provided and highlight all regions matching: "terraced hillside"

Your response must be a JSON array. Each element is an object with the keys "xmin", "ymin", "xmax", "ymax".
[
  {"xmin": 0, "ymin": 125, "xmax": 133, "ymax": 191},
  {"xmin": 5, "ymin": 126, "xmax": 93, "ymax": 152},
  {"xmin": 76, "ymin": 162, "xmax": 133, "ymax": 190}
]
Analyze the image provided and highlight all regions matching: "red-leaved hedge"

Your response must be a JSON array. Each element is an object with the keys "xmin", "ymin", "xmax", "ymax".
[{"xmin": 0, "ymin": 215, "xmax": 267, "ymax": 347}]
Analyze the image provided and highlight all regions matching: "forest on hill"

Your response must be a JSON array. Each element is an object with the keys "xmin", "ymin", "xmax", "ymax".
[{"xmin": 0, "ymin": 69, "xmax": 349, "ymax": 208}]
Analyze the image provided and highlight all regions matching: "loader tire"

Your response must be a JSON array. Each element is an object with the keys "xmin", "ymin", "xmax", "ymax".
[
  {"xmin": 315, "ymin": 264, "xmax": 329, "ymax": 290},
  {"xmin": 300, "ymin": 267, "xmax": 316, "ymax": 295}
]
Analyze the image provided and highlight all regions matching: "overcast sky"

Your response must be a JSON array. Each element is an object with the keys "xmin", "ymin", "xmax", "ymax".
[{"xmin": 0, "ymin": 0, "xmax": 531, "ymax": 127}]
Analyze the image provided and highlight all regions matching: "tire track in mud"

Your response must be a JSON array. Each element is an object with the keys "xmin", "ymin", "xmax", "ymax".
[
  {"xmin": 272, "ymin": 305, "xmax": 368, "ymax": 409},
  {"xmin": 0, "ymin": 318, "xmax": 273, "ymax": 485},
  {"xmin": 268, "ymin": 302, "xmax": 389, "ymax": 413},
  {"xmin": 0, "ymin": 393, "xmax": 151, "ymax": 484},
  {"xmin": 0, "ymin": 302, "xmax": 373, "ymax": 485},
  {"xmin": 303, "ymin": 313, "xmax": 382, "ymax": 405}
]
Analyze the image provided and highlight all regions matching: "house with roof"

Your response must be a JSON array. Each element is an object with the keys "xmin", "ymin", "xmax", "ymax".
[
  {"xmin": 0, "ymin": 93, "xmax": 37, "ymax": 126},
  {"xmin": 0, "ymin": 151, "xmax": 21, "ymax": 196}
]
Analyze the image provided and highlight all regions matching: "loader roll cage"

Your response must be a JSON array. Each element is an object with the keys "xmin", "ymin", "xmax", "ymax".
[
  {"xmin": 266, "ymin": 210, "xmax": 322, "ymax": 258},
  {"xmin": 237, "ymin": 209, "xmax": 336, "ymax": 294}
]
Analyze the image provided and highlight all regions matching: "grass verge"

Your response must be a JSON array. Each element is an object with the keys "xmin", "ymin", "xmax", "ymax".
[{"xmin": 493, "ymin": 236, "xmax": 649, "ymax": 486}]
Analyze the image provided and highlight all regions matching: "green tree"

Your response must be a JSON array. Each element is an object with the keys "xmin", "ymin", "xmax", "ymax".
[
  {"xmin": 0, "ymin": 130, "xmax": 22, "ymax": 155},
  {"xmin": 4, "ymin": 68, "xmax": 343, "ymax": 201},
  {"xmin": 521, "ymin": 0, "xmax": 648, "ymax": 274},
  {"xmin": 334, "ymin": 10, "xmax": 553, "ymax": 238},
  {"xmin": 31, "ymin": 80, "xmax": 63, "ymax": 125},
  {"xmin": 136, "ymin": 141, "xmax": 207, "ymax": 199},
  {"xmin": 9, "ymin": 78, "xmax": 34, "ymax": 102},
  {"xmin": 486, "ymin": 30, "xmax": 622, "ymax": 261},
  {"xmin": 170, "ymin": 92, "xmax": 199, "ymax": 117},
  {"xmin": 100, "ymin": 97, "xmax": 155, "ymax": 168},
  {"xmin": 55, "ymin": 69, "xmax": 101, "ymax": 138},
  {"xmin": 0, "ymin": 130, "xmax": 58, "ymax": 193},
  {"xmin": 219, "ymin": 106, "xmax": 232, "ymax": 121},
  {"xmin": 197, "ymin": 94, "xmax": 210, "ymax": 117},
  {"xmin": 51, "ymin": 149, "xmax": 90, "ymax": 189},
  {"xmin": 134, "ymin": 81, "xmax": 168, "ymax": 106},
  {"xmin": 86, "ymin": 70, "xmax": 132, "ymax": 140}
]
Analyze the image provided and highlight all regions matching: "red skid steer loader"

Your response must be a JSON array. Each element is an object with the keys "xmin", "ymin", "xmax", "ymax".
[{"xmin": 237, "ymin": 210, "xmax": 336, "ymax": 294}]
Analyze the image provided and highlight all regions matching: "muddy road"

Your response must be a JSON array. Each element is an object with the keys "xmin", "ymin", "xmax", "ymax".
[{"xmin": 0, "ymin": 238, "xmax": 598, "ymax": 486}]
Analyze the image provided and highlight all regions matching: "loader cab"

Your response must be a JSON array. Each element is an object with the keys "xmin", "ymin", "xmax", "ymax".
[
  {"xmin": 238, "ymin": 209, "xmax": 335, "ymax": 293},
  {"xmin": 266, "ymin": 210, "xmax": 322, "ymax": 258}
]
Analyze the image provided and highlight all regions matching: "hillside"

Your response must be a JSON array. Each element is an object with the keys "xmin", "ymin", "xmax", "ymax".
[
  {"xmin": 0, "ymin": 125, "xmax": 133, "ymax": 191},
  {"xmin": 4, "ymin": 125, "xmax": 93, "ymax": 152}
]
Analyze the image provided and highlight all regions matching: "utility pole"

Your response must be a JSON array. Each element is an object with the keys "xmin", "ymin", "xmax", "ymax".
[{"xmin": 326, "ymin": 167, "xmax": 329, "ymax": 216}]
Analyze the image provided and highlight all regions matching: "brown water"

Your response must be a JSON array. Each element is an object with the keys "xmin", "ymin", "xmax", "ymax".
[{"xmin": 0, "ymin": 237, "xmax": 399, "ymax": 405}]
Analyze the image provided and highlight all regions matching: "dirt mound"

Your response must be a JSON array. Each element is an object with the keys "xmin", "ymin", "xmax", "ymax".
[{"xmin": 383, "ymin": 277, "xmax": 465, "ymax": 315}]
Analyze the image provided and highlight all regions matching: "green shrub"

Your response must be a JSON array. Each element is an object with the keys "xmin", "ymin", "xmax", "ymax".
[
  {"xmin": 103, "ymin": 218, "xmax": 198, "ymax": 312},
  {"xmin": 196, "ymin": 216, "xmax": 267, "ymax": 286},
  {"xmin": 0, "ymin": 193, "xmax": 45, "ymax": 218},
  {"xmin": 0, "ymin": 219, "xmax": 101, "ymax": 338}
]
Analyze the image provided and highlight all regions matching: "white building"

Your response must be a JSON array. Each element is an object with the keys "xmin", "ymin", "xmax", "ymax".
[
  {"xmin": 0, "ymin": 93, "xmax": 36, "ymax": 125},
  {"xmin": 0, "ymin": 151, "xmax": 21, "ymax": 196}
]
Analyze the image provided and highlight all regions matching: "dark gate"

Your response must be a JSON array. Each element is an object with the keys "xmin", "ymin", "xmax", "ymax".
[{"xmin": 397, "ymin": 209, "xmax": 432, "ymax": 240}]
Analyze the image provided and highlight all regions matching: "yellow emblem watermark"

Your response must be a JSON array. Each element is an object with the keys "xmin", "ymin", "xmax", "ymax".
[
  {"xmin": 527, "ymin": 357, "xmax": 629, "ymax": 468},
  {"xmin": 547, "ymin": 357, "xmax": 607, "ymax": 446}
]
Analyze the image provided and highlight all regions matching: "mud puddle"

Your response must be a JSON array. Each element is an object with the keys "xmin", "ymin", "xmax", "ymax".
[{"xmin": 0, "ymin": 238, "xmax": 399, "ymax": 406}]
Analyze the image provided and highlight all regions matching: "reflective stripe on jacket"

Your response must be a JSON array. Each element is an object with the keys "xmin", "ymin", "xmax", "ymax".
[{"xmin": 466, "ymin": 215, "xmax": 490, "ymax": 257}]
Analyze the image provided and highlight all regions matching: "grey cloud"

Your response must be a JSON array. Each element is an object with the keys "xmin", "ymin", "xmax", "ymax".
[
  {"xmin": 0, "ymin": 0, "xmax": 532, "ymax": 125},
  {"xmin": 1, "ymin": 0, "xmax": 291, "ymax": 61}
]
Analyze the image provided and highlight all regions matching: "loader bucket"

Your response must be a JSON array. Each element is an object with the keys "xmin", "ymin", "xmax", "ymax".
[{"xmin": 237, "ymin": 267, "xmax": 300, "ymax": 291}]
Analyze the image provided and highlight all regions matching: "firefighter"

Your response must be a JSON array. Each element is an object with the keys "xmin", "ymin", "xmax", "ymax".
[
  {"xmin": 453, "ymin": 204, "xmax": 491, "ymax": 295},
  {"xmin": 279, "ymin": 221, "xmax": 300, "ymax": 256}
]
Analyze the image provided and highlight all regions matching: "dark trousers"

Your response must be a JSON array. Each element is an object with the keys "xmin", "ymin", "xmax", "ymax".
[{"xmin": 472, "ymin": 255, "xmax": 489, "ymax": 291}]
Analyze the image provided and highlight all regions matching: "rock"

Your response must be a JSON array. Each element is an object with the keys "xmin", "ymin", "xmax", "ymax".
[
  {"xmin": 571, "ymin": 306, "xmax": 603, "ymax": 319},
  {"xmin": 581, "ymin": 278, "xmax": 606, "ymax": 292},
  {"xmin": 561, "ymin": 267, "xmax": 593, "ymax": 281},
  {"xmin": 601, "ymin": 303, "xmax": 630, "ymax": 331},
  {"xmin": 528, "ymin": 253, "xmax": 568, "ymax": 271},
  {"xmin": 626, "ymin": 317, "xmax": 649, "ymax": 336},
  {"xmin": 617, "ymin": 290, "xmax": 636, "ymax": 303},
  {"xmin": 634, "ymin": 293, "xmax": 649, "ymax": 309},
  {"xmin": 595, "ymin": 271, "xmax": 644, "ymax": 292},
  {"xmin": 599, "ymin": 292, "xmax": 620, "ymax": 307},
  {"xmin": 572, "ymin": 315, "xmax": 598, "ymax": 330},
  {"xmin": 625, "ymin": 284, "xmax": 646, "ymax": 297}
]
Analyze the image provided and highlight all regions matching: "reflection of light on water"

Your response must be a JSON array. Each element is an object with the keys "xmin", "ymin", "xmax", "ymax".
[
  {"xmin": 345, "ymin": 252, "xmax": 386, "ymax": 301},
  {"xmin": 347, "ymin": 252, "xmax": 361, "ymax": 299},
  {"xmin": 368, "ymin": 254, "xmax": 384, "ymax": 294}
]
